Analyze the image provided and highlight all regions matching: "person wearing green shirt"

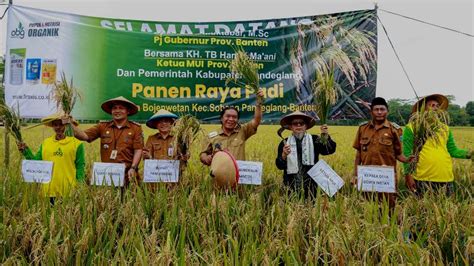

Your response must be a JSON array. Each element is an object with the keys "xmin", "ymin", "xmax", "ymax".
[
  {"xmin": 17, "ymin": 112, "xmax": 85, "ymax": 203},
  {"xmin": 403, "ymin": 94, "xmax": 473, "ymax": 196}
]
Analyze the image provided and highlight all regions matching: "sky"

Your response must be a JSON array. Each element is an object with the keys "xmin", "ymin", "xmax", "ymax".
[{"xmin": 0, "ymin": 0, "xmax": 472, "ymax": 106}]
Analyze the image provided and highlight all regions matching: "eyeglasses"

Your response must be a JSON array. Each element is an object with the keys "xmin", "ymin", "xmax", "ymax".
[{"xmin": 291, "ymin": 120, "xmax": 306, "ymax": 126}]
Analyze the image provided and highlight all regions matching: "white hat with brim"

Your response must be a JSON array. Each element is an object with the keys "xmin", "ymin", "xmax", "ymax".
[
  {"xmin": 210, "ymin": 150, "xmax": 239, "ymax": 188},
  {"xmin": 412, "ymin": 94, "xmax": 449, "ymax": 114},
  {"xmin": 101, "ymin": 96, "xmax": 139, "ymax": 116},
  {"xmin": 280, "ymin": 111, "xmax": 316, "ymax": 129},
  {"xmin": 146, "ymin": 109, "xmax": 179, "ymax": 129}
]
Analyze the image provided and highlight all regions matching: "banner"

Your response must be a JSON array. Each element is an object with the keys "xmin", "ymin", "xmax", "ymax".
[{"xmin": 4, "ymin": 5, "xmax": 377, "ymax": 122}]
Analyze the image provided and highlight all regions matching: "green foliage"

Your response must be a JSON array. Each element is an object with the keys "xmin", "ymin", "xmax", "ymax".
[
  {"xmin": 386, "ymin": 99, "xmax": 471, "ymax": 127},
  {"xmin": 465, "ymin": 101, "xmax": 474, "ymax": 126}
]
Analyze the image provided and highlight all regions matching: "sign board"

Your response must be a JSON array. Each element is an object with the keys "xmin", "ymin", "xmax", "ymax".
[
  {"xmin": 357, "ymin": 165, "xmax": 396, "ymax": 193},
  {"xmin": 237, "ymin": 160, "xmax": 262, "ymax": 185},
  {"xmin": 143, "ymin": 159, "xmax": 180, "ymax": 183},
  {"xmin": 307, "ymin": 159, "xmax": 344, "ymax": 197},
  {"xmin": 91, "ymin": 162, "xmax": 126, "ymax": 187},
  {"xmin": 21, "ymin": 160, "xmax": 53, "ymax": 183}
]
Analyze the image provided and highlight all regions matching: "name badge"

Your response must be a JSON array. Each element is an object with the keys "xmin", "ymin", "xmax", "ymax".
[
  {"xmin": 168, "ymin": 147, "xmax": 174, "ymax": 157},
  {"xmin": 110, "ymin": 149, "xmax": 118, "ymax": 160}
]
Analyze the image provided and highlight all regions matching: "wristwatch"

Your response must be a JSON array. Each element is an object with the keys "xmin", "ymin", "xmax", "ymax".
[{"xmin": 131, "ymin": 165, "xmax": 138, "ymax": 171}]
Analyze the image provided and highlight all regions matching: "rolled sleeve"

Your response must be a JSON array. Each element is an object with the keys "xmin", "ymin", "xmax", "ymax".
[
  {"xmin": 353, "ymin": 128, "xmax": 361, "ymax": 150},
  {"xmin": 241, "ymin": 122, "xmax": 257, "ymax": 140},
  {"xmin": 84, "ymin": 124, "xmax": 101, "ymax": 143}
]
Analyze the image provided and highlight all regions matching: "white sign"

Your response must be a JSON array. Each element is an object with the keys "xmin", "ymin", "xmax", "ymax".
[
  {"xmin": 357, "ymin": 165, "xmax": 396, "ymax": 193},
  {"xmin": 92, "ymin": 162, "xmax": 126, "ymax": 187},
  {"xmin": 307, "ymin": 159, "xmax": 344, "ymax": 197},
  {"xmin": 143, "ymin": 160, "xmax": 180, "ymax": 183},
  {"xmin": 237, "ymin": 160, "xmax": 263, "ymax": 185},
  {"xmin": 21, "ymin": 160, "xmax": 53, "ymax": 183}
]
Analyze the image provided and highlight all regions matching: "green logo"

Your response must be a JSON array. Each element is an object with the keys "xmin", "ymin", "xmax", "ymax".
[
  {"xmin": 11, "ymin": 22, "xmax": 25, "ymax": 39},
  {"xmin": 53, "ymin": 147, "xmax": 63, "ymax": 157}
]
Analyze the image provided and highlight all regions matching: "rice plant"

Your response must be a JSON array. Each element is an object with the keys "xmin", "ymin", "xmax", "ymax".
[
  {"xmin": 227, "ymin": 46, "xmax": 263, "ymax": 105},
  {"xmin": 49, "ymin": 72, "xmax": 81, "ymax": 136},
  {"xmin": 0, "ymin": 102, "xmax": 23, "ymax": 142},
  {"xmin": 407, "ymin": 103, "xmax": 450, "ymax": 174},
  {"xmin": 171, "ymin": 114, "xmax": 202, "ymax": 158},
  {"xmin": 0, "ymin": 125, "xmax": 472, "ymax": 264},
  {"xmin": 291, "ymin": 14, "xmax": 377, "ymax": 122}
]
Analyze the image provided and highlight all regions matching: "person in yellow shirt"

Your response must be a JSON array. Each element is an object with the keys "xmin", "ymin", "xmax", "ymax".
[
  {"xmin": 403, "ymin": 94, "xmax": 472, "ymax": 196},
  {"xmin": 17, "ymin": 112, "xmax": 85, "ymax": 204}
]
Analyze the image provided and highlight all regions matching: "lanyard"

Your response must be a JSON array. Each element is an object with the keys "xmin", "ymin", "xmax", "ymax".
[{"xmin": 112, "ymin": 127, "xmax": 125, "ymax": 150}]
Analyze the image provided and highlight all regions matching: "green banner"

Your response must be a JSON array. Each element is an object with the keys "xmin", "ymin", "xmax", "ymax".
[{"xmin": 5, "ymin": 6, "xmax": 377, "ymax": 122}]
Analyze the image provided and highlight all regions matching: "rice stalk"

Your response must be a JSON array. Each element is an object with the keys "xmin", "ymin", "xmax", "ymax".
[
  {"xmin": 49, "ymin": 72, "xmax": 81, "ymax": 136},
  {"xmin": 312, "ymin": 70, "xmax": 339, "ymax": 144},
  {"xmin": 171, "ymin": 114, "xmax": 202, "ymax": 158},
  {"xmin": 0, "ymin": 102, "xmax": 23, "ymax": 142},
  {"xmin": 226, "ymin": 46, "xmax": 263, "ymax": 105},
  {"xmin": 407, "ymin": 102, "xmax": 450, "ymax": 174}
]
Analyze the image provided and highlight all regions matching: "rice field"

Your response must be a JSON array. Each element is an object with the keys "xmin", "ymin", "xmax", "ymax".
[{"xmin": 1, "ymin": 125, "xmax": 473, "ymax": 264}]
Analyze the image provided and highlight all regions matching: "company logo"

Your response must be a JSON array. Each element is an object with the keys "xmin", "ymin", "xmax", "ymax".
[
  {"xmin": 28, "ymin": 21, "xmax": 61, "ymax": 38},
  {"xmin": 53, "ymin": 147, "xmax": 63, "ymax": 157},
  {"xmin": 10, "ymin": 22, "xmax": 25, "ymax": 39}
]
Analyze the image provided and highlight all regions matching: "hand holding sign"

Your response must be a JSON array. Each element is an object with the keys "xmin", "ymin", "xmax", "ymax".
[
  {"xmin": 92, "ymin": 162, "xmax": 126, "ymax": 187},
  {"xmin": 357, "ymin": 165, "xmax": 396, "ymax": 193},
  {"xmin": 307, "ymin": 159, "xmax": 344, "ymax": 197},
  {"xmin": 236, "ymin": 160, "xmax": 263, "ymax": 185},
  {"xmin": 143, "ymin": 160, "xmax": 180, "ymax": 183},
  {"xmin": 21, "ymin": 160, "xmax": 53, "ymax": 183}
]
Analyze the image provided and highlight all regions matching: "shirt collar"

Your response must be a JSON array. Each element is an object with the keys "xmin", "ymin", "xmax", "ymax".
[
  {"xmin": 108, "ymin": 120, "xmax": 131, "ymax": 128},
  {"xmin": 369, "ymin": 119, "xmax": 390, "ymax": 129},
  {"xmin": 154, "ymin": 132, "xmax": 173, "ymax": 139}
]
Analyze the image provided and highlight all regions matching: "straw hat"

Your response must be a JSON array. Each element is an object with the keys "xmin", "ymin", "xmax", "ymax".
[
  {"xmin": 210, "ymin": 151, "xmax": 239, "ymax": 188},
  {"xmin": 40, "ymin": 112, "xmax": 79, "ymax": 127},
  {"xmin": 280, "ymin": 111, "xmax": 316, "ymax": 129},
  {"xmin": 412, "ymin": 94, "xmax": 449, "ymax": 113},
  {"xmin": 101, "ymin": 96, "xmax": 139, "ymax": 116},
  {"xmin": 146, "ymin": 109, "xmax": 178, "ymax": 129}
]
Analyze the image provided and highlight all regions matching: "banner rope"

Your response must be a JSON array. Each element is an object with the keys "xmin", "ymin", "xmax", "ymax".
[
  {"xmin": 379, "ymin": 8, "xmax": 473, "ymax": 38},
  {"xmin": 0, "ymin": 5, "xmax": 9, "ymax": 20},
  {"xmin": 376, "ymin": 14, "xmax": 420, "ymax": 100}
]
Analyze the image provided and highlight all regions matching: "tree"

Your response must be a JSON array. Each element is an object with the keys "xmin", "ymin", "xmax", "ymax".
[
  {"xmin": 447, "ymin": 104, "xmax": 469, "ymax": 126},
  {"xmin": 387, "ymin": 98, "xmax": 412, "ymax": 125},
  {"xmin": 464, "ymin": 101, "xmax": 474, "ymax": 126},
  {"xmin": 466, "ymin": 101, "xmax": 474, "ymax": 116}
]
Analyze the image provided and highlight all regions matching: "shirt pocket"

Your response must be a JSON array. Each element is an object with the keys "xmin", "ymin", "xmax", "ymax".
[
  {"xmin": 153, "ymin": 143, "xmax": 162, "ymax": 151},
  {"xmin": 379, "ymin": 136, "xmax": 394, "ymax": 154},
  {"xmin": 100, "ymin": 136, "xmax": 113, "ymax": 149},
  {"xmin": 379, "ymin": 137, "xmax": 393, "ymax": 146},
  {"xmin": 230, "ymin": 139, "xmax": 244, "ymax": 147}
]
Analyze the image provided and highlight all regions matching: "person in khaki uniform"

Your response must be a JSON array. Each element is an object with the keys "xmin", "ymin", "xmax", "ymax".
[
  {"xmin": 200, "ymin": 90, "xmax": 263, "ymax": 165},
  {"xmin": 143, "ymin": 109, "xmax": 189, "ymax": 171},
  {"xmin": 70, "ymin": 96, "xmax": 144, "ymax": 185},
  {"xmin": 352, "ymin": 97, "xmax": 412, "ymax": 210}
]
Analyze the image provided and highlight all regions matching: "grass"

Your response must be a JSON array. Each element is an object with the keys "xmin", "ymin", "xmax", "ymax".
[{"xmin": 1, "ymin": 125, "xmax": 473, "ymax": 264}]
